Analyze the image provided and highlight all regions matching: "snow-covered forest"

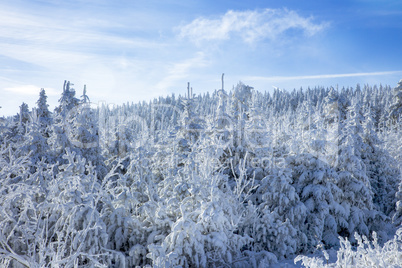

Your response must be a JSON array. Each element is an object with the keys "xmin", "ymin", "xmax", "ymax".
[{"xmin": 0, "ymin": 78, "xmax": 401, "ymax": 267}]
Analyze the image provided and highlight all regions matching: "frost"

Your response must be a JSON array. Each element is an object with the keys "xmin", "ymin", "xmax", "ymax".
[{"xmin": 0, "ymin": 80, "xmax": 401, "ymax": 267}]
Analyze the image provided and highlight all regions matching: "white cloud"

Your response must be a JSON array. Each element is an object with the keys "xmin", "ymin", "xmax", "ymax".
[
  {"xmin": 0, "ymin": 7, "xmax": 164, "ymax": 71},
  {"xmin": 178, "ymin": 8, "xmax": 328, "ymax": 44},
  {"xmin": 155, "ymin": 52, "xmax": 209, "ymax": 91},
  {"xmin": 4, "ymin": 85, "xmax": 59, "ymax": 96},
  {"xmin": 246, "ymin": 70, "xmax": 402, "ymax": 82}
]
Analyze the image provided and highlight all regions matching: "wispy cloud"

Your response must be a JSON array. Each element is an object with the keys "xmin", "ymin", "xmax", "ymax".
[
  {"xmin": 178, "ymin": 8, "xmax": 328, "ymax": 44},
  {"xmin": 155, "ymin": 52, "xmax": 209, "ymax": 92},
  {"xmin": 246, "ymin": 71, "xmax": 402, "ymax": 82},
  {"xmin": 4, "ymin": 85, "xmax": 58, "ymax": 96},
  {"xmin": 0, "ymin": 7, "xmax": 159, "ymax": 47},
  {"xmin": 0, "ymin": 1, "xmax": 174, "ymax": 110},
  {"xmin": 0, "ymin": 6, "xmax": 164, "ymax": 71}
]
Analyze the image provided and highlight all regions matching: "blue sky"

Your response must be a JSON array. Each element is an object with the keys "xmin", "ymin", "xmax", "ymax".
[{"xmin": 1, "ymin": 0, "xmax": 402, "ymax": 116}]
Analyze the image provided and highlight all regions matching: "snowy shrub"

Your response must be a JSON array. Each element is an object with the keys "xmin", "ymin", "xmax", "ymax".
[
  {"xmin": 36, "ymin": 149, "xmax": 112, "ymax": 267},
  {"xmin": 0, "ymin": 182, "xmax": 44, "ymax": 267},
  {"xmin": 295, "ymin": 227, "xmax": 402, "ymax": 268},
  {"xmin": 101, "ymin": 164, "xmax": 150, "ymax": 267}
]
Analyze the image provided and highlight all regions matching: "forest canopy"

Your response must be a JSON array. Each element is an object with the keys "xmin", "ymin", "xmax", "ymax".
[{"xmin": 0, "ymin": 79, "xmax": 401, "ymax": 267}]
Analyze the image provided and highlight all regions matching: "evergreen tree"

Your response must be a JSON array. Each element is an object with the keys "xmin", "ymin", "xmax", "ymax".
[
  {"xmin": 390, "ymin": 79, "xmax": 402, "ymax": 122},
  {"xmin": 55, "ymin": 80, "xmax": 80, "ymax": 117},
  {"xmin": 287, "ymin": 153, "xmax": 346, "ymax": 249},
  {"xmin": 336, "ymin": 106, "xmax": 375, "ymax": 241},
  {"xmin": 228, "ymin": 82, "xmax": 253, "ymax": 173},
  {"xmin": 20, "ymin": 109, "xmax": 50, "ymax": 166},
  {"xmin": 14, "ymin": 102, "xmax": 30, "ymax": 134},
  {"xmin": 49, "ymin": 81, "xmax": 80, "ymax": 157},
  {"xmin": 69, "ymin": 86, "xmax": 98, "ymax": 150},
  {"xmin": 361, "ymin": 107, "xmax": 399, "ymax": 215},
  {"xmin": 253, "ymin": 167, "xmax": 307, "ymax": 258},
  {"xmin": 1, "ymin": 78, "xmax": 402, "ymax": 266},
  {"xmin": 36, "ymin": 88, "xmax": 52, "ymax": 136},
  {"xmin": 8, "ymin": 102, "xmax": 30, "ymax": 144},
  {"xmin": 392, "ymin": 173, "xmax": 402, "ymax": 226},
  {"xmin": 148, "ymin": 146, "xmax": 254, "ymax": 267}
]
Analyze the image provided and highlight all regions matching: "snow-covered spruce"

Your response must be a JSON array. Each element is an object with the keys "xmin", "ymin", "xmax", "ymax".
[{"xmin": 0, "ymin": 79, "xmax": 401, "ymax": 267}]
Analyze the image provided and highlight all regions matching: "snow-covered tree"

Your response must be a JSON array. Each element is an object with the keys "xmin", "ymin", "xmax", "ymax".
[
  {"xmin": 36, "ymin": 88, "xmax": 52, "ymax": 134},
  {"xmin": 54, "ymin": 80, "xmax": 80, "ymax": 117},
  {"xmin": 12, "ymin": 102, "xmax": 30, "ymax": 136},
  {"xmin": 18, "ymin": 102, "xmax": 30, "ymax": 125},
  {"xmin": 148, "ymin": 147, "xmax": 254, "ymax": 267},
  {"xmin": 214, "ymin": 88, "xmax": 232, "ymax": 152},
  {"xmin": 336, "ymin": 106, "xmax": 377, "ymax": 241},
  {"xmin": 287, "ymin": 153, "xmax": 347, "ymax": 249},
  {"xmin": 393, "ymin": 175, "xmax": 402, "ymax": 226},
  {"xmin": 390, "ymin": 79, "xmax": 402, "ymax": 122},
  {"xmin": 42, "ymin": 149, "xmax": 111, "ymax": 266},
  {"xmin": 81, "ymin": 84, "xmax": 90, "ymax": 104},
  {"xmin": 49, "ymin": 80, "xmax": 80, "ymax": 157},
  {"xmin": 1, "ymin": 78, "xmax": 401, "ymax": 267},
  {"xmin": 253, "ymin": 167, "xmax": 307, "ymax": 258},
  {"xmin": 229, "ymin": 83, "xmax": 253, "ymax": 157},
  {"xmin": 361, "ymin": 107, "xmax": 399, "ymax": 216}
]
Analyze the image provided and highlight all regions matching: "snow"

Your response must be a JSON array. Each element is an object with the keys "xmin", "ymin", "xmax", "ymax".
[{"xmin": 0, "ymin": 80, "xmax": 401, "ymax": 267}]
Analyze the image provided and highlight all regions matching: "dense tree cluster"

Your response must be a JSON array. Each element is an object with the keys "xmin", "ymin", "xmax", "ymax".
[{"xmin": 0, "ymin": 79, "xmax": 401, "ymax": 267}]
